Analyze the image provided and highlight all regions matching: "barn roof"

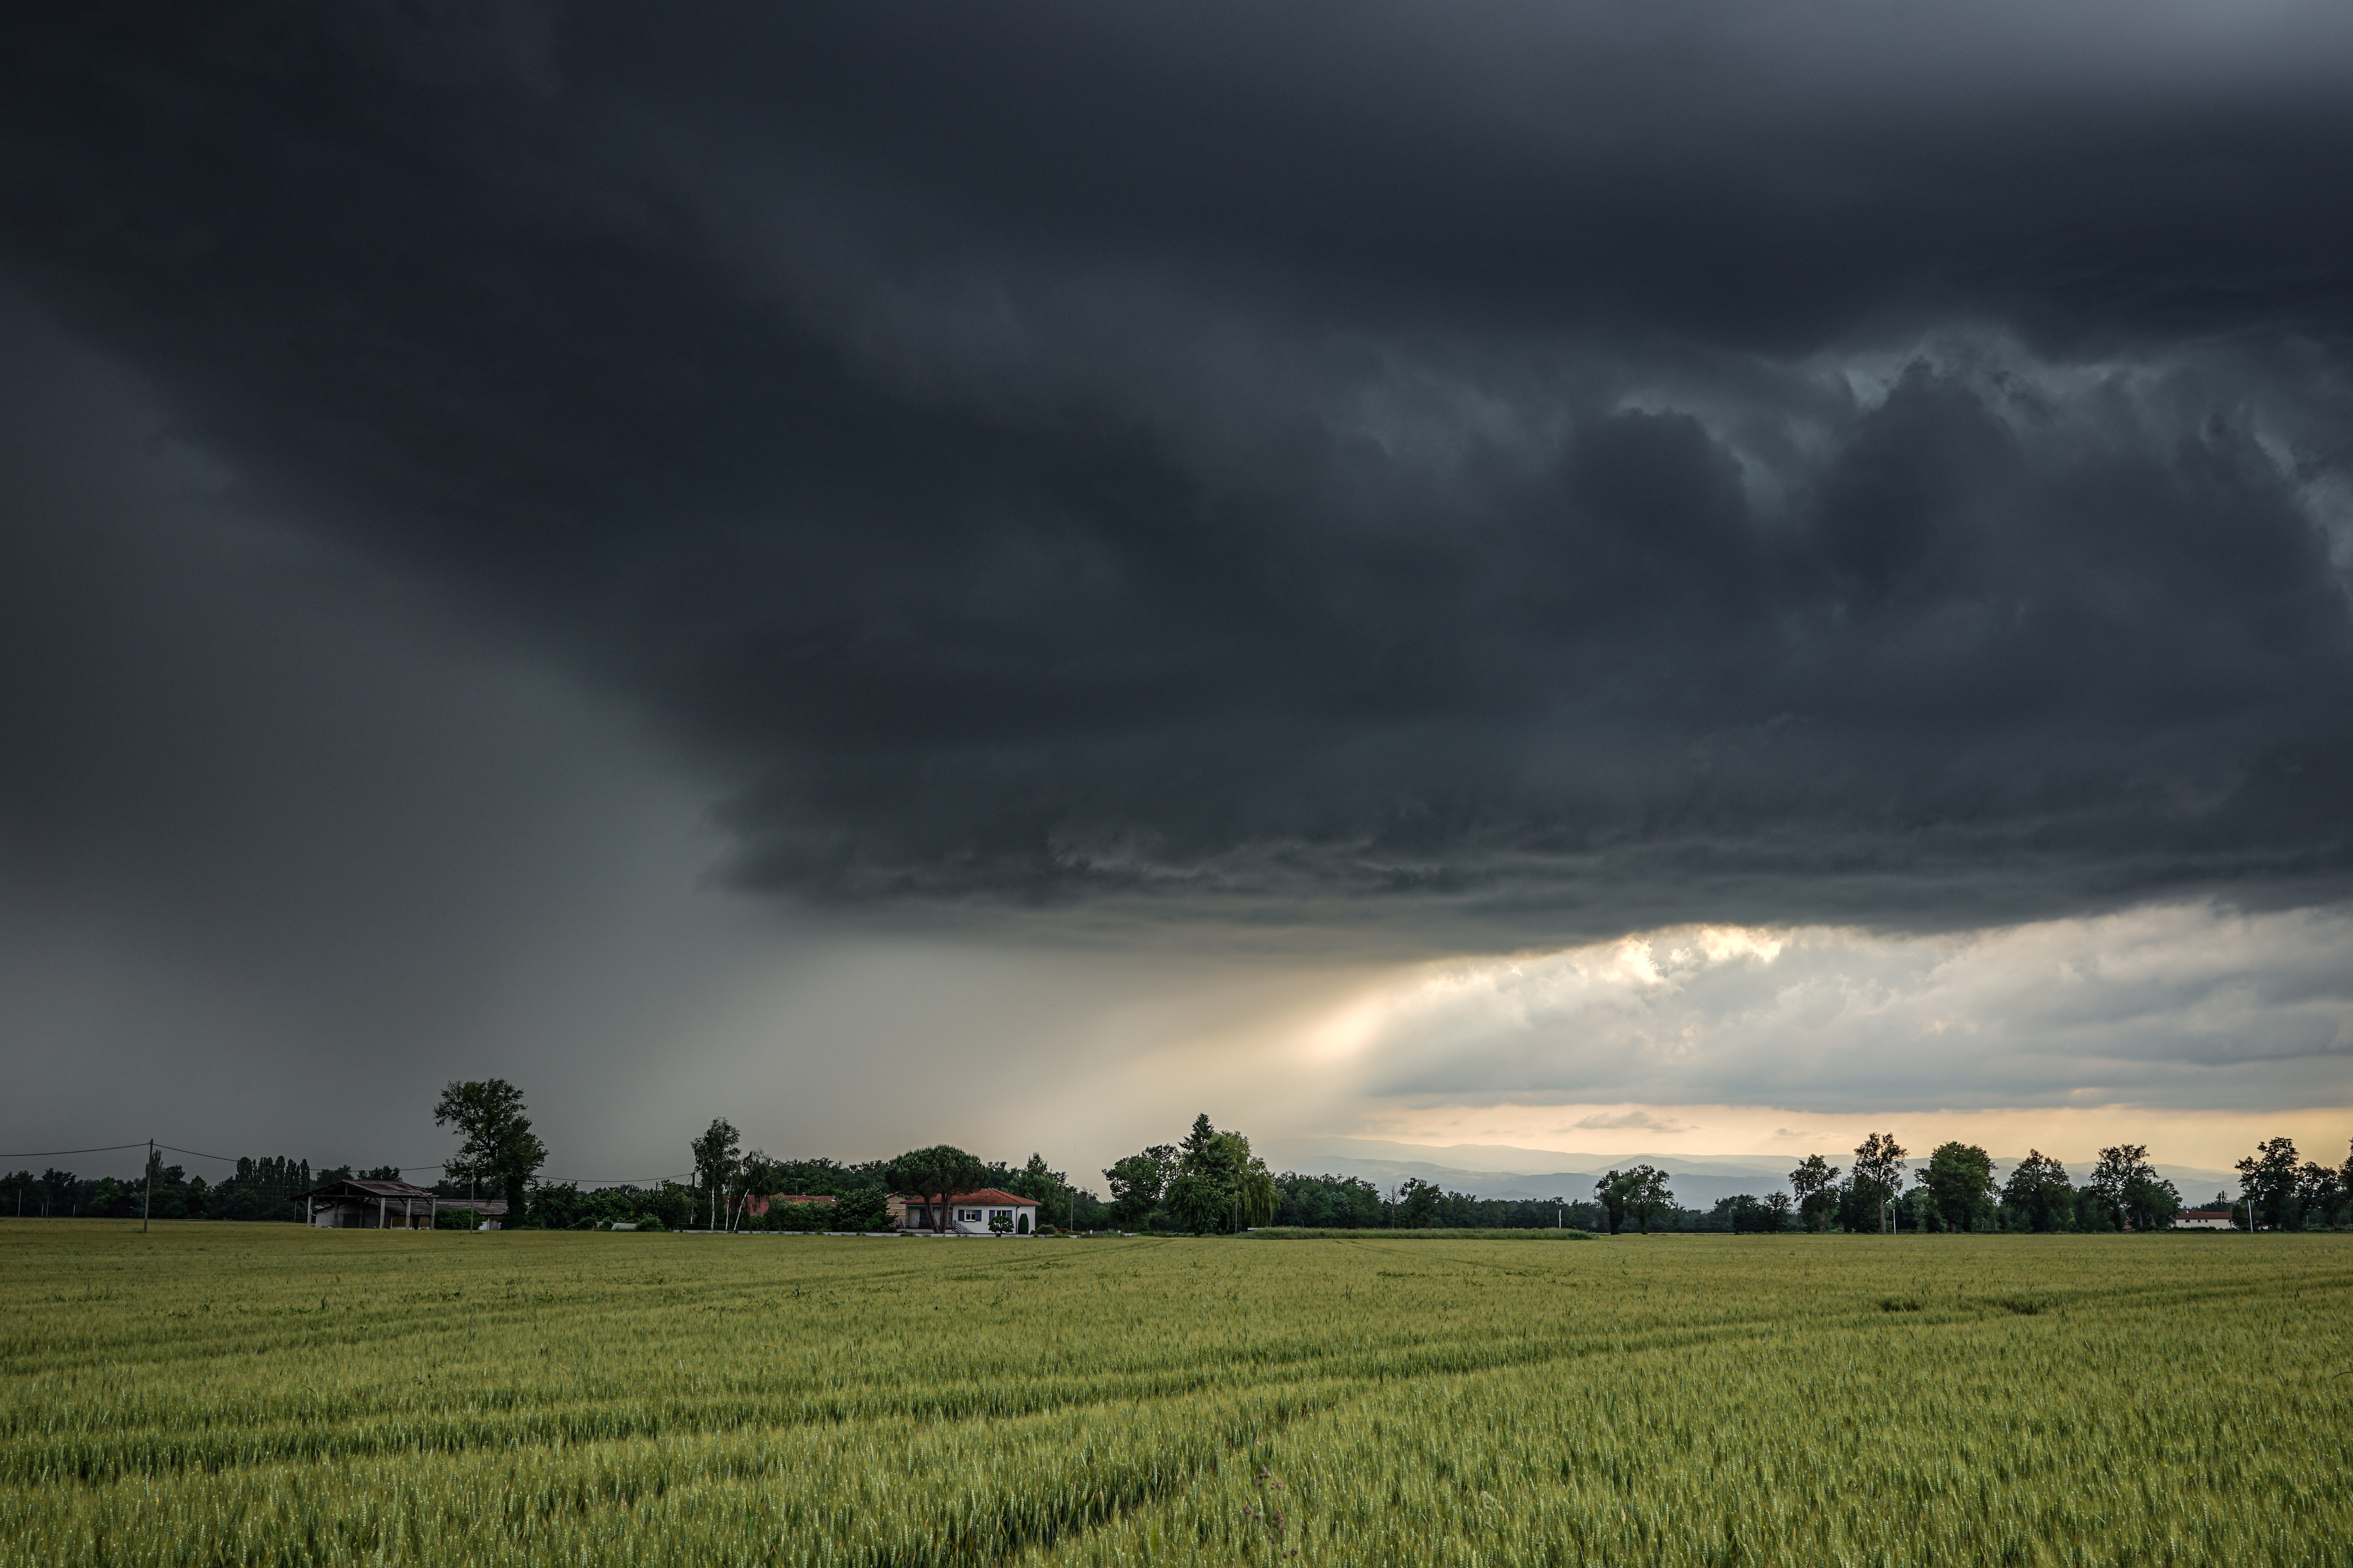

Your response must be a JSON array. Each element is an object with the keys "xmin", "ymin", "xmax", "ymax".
[{"xmin": 298, "ymin": 1178, "xmax": 438, "ymax": 1200}]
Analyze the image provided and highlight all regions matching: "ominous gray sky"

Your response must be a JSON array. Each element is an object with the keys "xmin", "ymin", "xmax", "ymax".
[{"xmin": 3, "ymin": 2, "xmax": 2349, "ymax": 1184}]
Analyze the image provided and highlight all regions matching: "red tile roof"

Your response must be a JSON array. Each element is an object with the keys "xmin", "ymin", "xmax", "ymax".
[{"xmin": 897, "ymin": 1189, "xmax": 1038, "ymax": 1206}]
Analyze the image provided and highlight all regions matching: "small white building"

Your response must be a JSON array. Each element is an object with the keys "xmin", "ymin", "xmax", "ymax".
[
  {"xmin": 2176, "ymin": 1208, "xmax": 2239, "ymax": 1230},
  {"xmin": 888, "ymin": 1188, "xmax": 1041, "ymax": 1235}
]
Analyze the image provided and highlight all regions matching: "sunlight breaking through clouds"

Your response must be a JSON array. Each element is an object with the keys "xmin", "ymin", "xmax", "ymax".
[{"xmin": 1317, "ymin": 902, "xmax": 2353, "ymax": 1116}]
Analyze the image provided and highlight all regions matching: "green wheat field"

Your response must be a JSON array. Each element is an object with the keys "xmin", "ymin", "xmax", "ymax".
[{"xmin": 3, "ymin": 1223, "xmax": 2347, "ymax": 1567}]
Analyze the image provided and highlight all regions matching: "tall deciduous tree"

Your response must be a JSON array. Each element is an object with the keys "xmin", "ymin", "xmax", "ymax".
[
  {"xmin": 690, "ymin": 1118, "xmax": 741, "ymax": 1231},
  {"xmin": 1594, "ymin": 1170, "xmax": 1628, "ymax": 1235},
  {"xmin": 2086, "ymin": 1143, "xmax": 2143, "ymax": 1229},
  {"xmin": 1162, "ymin": 1169, "xmax": 1227, "ymax": 1233},
  {"xmin": 2001, "ymin": 1149, "xmax": 2075, "ymax": 1232},
  {"xmin": 1390, "ymin": 1176, "xmax": 1443, "ymax": 1228},
  {"xmin": 1788, "ymin": 1154, "xmax": 1841, "ymax": 1233},
  {"xmin": 2236, "ymin": 1136, "xmax": 2302, "ymax": 1229},
  {"xmin": 2088, "ymin": 1145, "xmax": 2181, "ymax": 1232},
  {"xmin": 1854, "ymin": 1133, "xmax": 1905, "ymax": 1178},
  {"xmin": 1236, "ymin": 1160, "xmax": 1278, "ymax": 1229},
  {"xmin": 433, "ymin": 1080, "xmax": 548, "ymax": 1225},
  {"xmin": 1212, "ymin": 1126, "xmax": 1277, "ymax": 1231},
  {"xmin": 1103, "ymin": 1145, "xmax": 1176, "ymax": 1226},
  {"xmin": 885, "ymin": 1145, "xmax": 987, "ymax": 1233},
  {"xmin": 1596, "ymin": 1166, "xmax": 1674, "ymax": 1234},
  {"xmin": 735, "ymin": 1149, "xmax": 784, "ymax": 1231},
  {"xmin": 1838, "ymin": 1133, "xmax": 1909, "ymax": 1231},
  {"xmin": 2293, "ymin": 1159, "xmax": 2342, "ymax": 1231},
  {"xmin": 1919, "ymin": 1142, "xmax": 1996, "ymax": 1233}
]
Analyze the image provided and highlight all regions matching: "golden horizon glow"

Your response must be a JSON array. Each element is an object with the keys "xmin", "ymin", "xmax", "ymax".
[{"xmin": 1339, "ymin": 1101, "xmax": 2353, "ymax": 1176}]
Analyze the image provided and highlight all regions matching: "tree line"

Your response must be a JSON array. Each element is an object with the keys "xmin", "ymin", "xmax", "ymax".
[
  {"xmin": 1739, "ymin": 1133, "xmax": 2353, "ymax": 1234},
  {"xmin": 16, "ymin": 1089, "xmax": 2344, "ymax": 1239},
  {"xmin": 1348, "ymin": 1134, "xmax": 2353, "ymax": 1237},
  {"xmin": 1101, "ymin": 1115, "xmax": 1636, "ymax": 1233},
  {"xmin": 2, "ymin": 1082, "xmax": 567, "ymax": 1227},
  {"xmin": 430, "ymin": 1088, "xmax": 1122, "ymax": 1232},
  {"xmin": 0, "ymin": 1083, "xmax": 1124, "ymax": 1234},
  {"xmin": 1122, "ymin": 1132, "xmax": 2353, "ymax": 1236},
  {"xmin": 4, "ymin": 1153, "xmax": 423, "ymax": 1223}
]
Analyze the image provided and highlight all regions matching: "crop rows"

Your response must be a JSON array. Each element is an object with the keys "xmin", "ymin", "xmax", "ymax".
[{"xmin": 2, "ymin": 1222, "xmax": 2346, "ymax": 1566}]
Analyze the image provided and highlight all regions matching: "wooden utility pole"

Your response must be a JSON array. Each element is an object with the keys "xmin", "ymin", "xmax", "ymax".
[{"xmin": 142, "ymin": 1139, "xmax": 154, "ymax": 1233}]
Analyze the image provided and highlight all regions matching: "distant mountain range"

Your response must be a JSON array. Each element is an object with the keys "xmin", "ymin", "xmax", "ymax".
[{"xmin": 1267, "ymin": 1138, "xmax": 2242, "ymax": 1211}]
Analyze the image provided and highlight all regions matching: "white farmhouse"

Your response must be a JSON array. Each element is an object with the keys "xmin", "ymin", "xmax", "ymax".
[
  {"xmin": 2175, "ymin": 1208, "xmax": 2239, "ymax": 1230},
  {"xmin": 887, "ymin": 1187, "xmax": 1041, "ymax": 1235}
]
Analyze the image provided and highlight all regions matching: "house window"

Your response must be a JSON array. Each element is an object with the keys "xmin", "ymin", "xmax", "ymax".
[
  {"xmin": 990, "ymin": 1210, "xmax": 1010, "ymax": 1222},
  {"xmin": 958, "ymin": 1209, "xmax": 981, "ymax": 1223}
]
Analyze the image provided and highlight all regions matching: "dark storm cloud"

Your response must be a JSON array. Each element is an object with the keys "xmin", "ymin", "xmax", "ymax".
[{"xmin": 7, "ymin": 0, "xmax": 2353, "ymax": 936}]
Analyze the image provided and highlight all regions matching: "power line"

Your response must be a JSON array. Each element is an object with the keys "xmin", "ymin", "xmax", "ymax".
[
  {"xmin": 372, "ymin": 1163, "xmax": 700, "ymax": 1184},
  {"xmin": 164, "ymin": 1147, "xmax": 449, "ymax": 1171},
  {"xmin": 181, "ymin": 1155, "xmax": 699, "ymax": 1185},
  {"xmin": 0, "ymin": 1142, "xmax": 150, "ymax": 1159}
]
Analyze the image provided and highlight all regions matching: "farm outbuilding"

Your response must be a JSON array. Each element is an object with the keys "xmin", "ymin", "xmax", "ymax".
[
  {"xmin": 300, "ymin": 1178, "xmax": 439, "ymax": 1229},
  {"xmin": 887, "ymin": 1188, "xmax": 1040, "ymax": 1235}
]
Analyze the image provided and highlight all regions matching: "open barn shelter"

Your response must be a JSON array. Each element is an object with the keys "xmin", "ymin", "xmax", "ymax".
[{"xmin": 300, "ymin": 1178, "xmax": 438, "ymax": 1229}]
